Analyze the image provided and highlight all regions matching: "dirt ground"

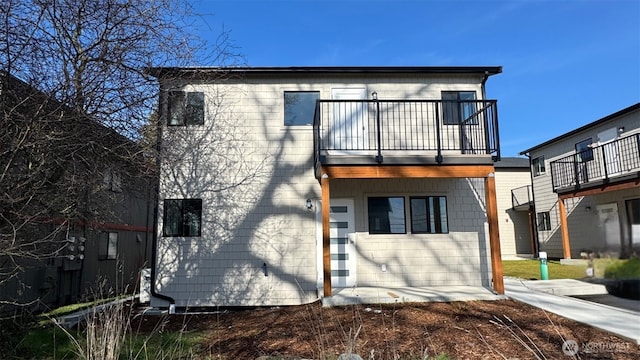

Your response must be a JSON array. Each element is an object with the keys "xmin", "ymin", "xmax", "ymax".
[{"xmin": 130, "ymin": 299, "xmax": 639, "ymax": 359}]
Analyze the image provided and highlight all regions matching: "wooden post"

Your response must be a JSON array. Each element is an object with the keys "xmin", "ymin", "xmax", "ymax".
[
  {"xmin": 485, "ymin": 174, "xmax": 504, "ymax": 294},
  {"xmin": 321, "ymin": 173, "xmax": 332, "ymax": 297},
  {"xmin": 558, "ymin": 199, "xmax": 572, "ymax": 259}
]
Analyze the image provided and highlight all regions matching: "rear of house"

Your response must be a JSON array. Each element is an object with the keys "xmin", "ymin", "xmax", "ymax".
[
  {"xmin": 148, "ymin": 66, "xmax": 506, "ymax": 308},
  {"xmin": 521, "ymin": 103, "xmax": 640, "ymax": 259}
]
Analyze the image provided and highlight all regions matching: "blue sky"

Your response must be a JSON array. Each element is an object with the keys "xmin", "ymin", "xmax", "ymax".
[{"xmin": 194, "ymin": 0, "xmax": 640, "ymax": 157}]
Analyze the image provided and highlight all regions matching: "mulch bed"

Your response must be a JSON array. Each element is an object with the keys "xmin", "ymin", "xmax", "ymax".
[{"xmin": 130, "ymin": 299, "xmax": 639, "ymax": 359}]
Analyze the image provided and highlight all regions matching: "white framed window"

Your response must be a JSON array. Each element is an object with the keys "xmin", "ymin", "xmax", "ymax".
[
  {"xmin": 532, "ymin": 156, "xmax": 546, "ymax": 177},
  {"xmin": 284, "ymin": 91, "xmax": 319, "ymax": 126}
]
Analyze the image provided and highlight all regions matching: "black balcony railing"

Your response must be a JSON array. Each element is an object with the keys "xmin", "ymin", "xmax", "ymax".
[
  {"xmin": 511, "ymin": 185, "xmax": 533, "ymax": 209},
  {"xmin": 313, "ymin": 99, "xmax": 499, "ymax": 165},
  {"xmin": 550, "ymin": 133, "xmax": 640, "ymax": 192}
]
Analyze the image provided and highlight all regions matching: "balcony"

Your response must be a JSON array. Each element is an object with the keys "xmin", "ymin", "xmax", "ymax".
[
  {"xmin": 313, "ymin": 99, "xmax": 499, "ymax": 171},
  {"xmin": 511, "ymin": 185, "xmax": 533, "ymax": 211},
  {"xmin": 550, "ymin": 133, "xmax": 640, "ymax": 193}
]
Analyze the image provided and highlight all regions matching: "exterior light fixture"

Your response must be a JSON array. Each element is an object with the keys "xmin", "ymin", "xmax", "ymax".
[
  {"xmin": 618, "ymin": 127, "xmax": 625, "ymax": 133},
  {"xmin": 306, "ymin": 199, "xmax": 313, "ymax": 211},
  {"xmin": 371, "ymin": 91, "xmax": 378, "ymax": 100}
]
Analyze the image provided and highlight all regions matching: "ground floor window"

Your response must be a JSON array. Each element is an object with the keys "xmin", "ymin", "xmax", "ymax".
[
  {"xmin": 626, "ymin": 198, "xmax": 640, "ymax": 245},
  {"xmin": 410, "ymin": 196, "xmax": 449, "ymax": 234},
  {"xmin": 368, "ymin": 197, "xmax": 406, "ymax": 234},
  {"xmin": 537, "ymin": 211, "xmax": 551, "ymax": 231},
  {"xmin": 163, "ymin": 199, "xmax": 202, "ymax": 237},
  {"xmin": 99, "ymin": 232, "xmax": 118, "ymax": 260}
]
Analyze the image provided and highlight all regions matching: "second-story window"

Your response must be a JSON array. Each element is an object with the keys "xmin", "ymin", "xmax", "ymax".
[
  {"xmin": 532, "ymin": 156, "xmax": 546, "ymax": 177},
  {"xmin": 284, "ymin": 91, "xmax": 319, "ymax": 126},
  {"xmin": 442, "ymin": 91, "xmax": 477, "ymax": 125},
  {"xmin": 168, "ymin": 91, "xmax": 204, "ymax": 126},
  {"xmin": 575, "ymin": 138, "xmax": 593, "ymax": 162}
]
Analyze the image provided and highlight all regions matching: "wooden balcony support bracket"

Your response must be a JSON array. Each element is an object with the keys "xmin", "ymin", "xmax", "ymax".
[
  {"xmin": 485, "ymin": 174, "xmax": 504, "ymax": 294},
  {"xmin": 558, "ymin": 199, "xmax": 572, "ymax": 259},
  {"xmin": 321, "ymin": 173, "xmax": 332, "ymax": 297}
]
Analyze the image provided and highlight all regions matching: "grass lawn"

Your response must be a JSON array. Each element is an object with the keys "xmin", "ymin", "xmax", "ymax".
[
  {"xmin": 503, "ymin": 258, "xmax": 640, "ymax": 280},
  {"xmin": 502, "ymin": 259, "xmax": 587, "ymax": 280}
]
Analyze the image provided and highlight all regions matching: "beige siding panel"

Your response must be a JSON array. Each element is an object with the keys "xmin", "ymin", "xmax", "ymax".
[
  {"xmin": 155, "ymin": 73, "xmax": 494, "ymax": 307},
  {"xmin": 494, "ymin": 169, "xmax": 533, "ymax": 258}
]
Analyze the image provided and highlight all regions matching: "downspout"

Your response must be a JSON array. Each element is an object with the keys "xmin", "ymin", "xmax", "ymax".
[
  {"xmin": 481, "ymin": 71, "xmax": 489, "ymax": 100},
  {"xmin": 523, "ymin": 152, "xmax": 540, "ymax": 257},
  {"xmin": 149, "ymin": 84, "xmax": 175, "ymax": 307}
]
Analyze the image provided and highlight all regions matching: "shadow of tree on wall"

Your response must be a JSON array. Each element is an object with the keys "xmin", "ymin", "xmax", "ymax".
[
  {"xmin": 154, "ymin": 77, "xmax": 499, "ymax": 307},
  {"xmin": 156, "ymin": 81, "xmax": 321, "ymax": 306}
]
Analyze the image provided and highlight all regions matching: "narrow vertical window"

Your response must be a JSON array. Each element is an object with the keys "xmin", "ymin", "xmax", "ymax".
[
  {"xmin": 532, "ymin": 156, "xmax": 546, "ymax": 177},
  {"xmin": 99, "ymin": 232, "xmax": 118, "ymax": 260}
]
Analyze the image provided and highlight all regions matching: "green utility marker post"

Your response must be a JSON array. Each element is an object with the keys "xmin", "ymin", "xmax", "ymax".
[{"xmin": 539, "ymin": 251, "xmax": 549, "ymax": 280}]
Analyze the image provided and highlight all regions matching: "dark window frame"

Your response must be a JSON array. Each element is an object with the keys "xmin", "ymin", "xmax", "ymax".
[
  {"xmin": 284, "ymin": 91, "xmax": 320, "ymax": 126},
  {"xmin": 537, "ymin": 211, "xmax": 551, "ymax": 231},
  {"xmin": 410, "ymin": 196, "xmax": 449, "ymax": 234},
  {"xmin": 99, "ymin": 232, "xmax": 118, "ymax": 260},
  {"xmin": 575, "ymin": 138, "xmax": 594, "ymax": 162},
  {"xmin": 441, "ymin": 91, "xmax": 478, "ymax": 125},
  {"xmin": 532, "ymin": 156, "xmax": 546, "ymax": 177},
  {"xmin": 367, "ymin": 196, "xmax": 406, "ymax": 234},
  {"xmin": 163, "ymin": 199, "xmax": 203, "ymax": 237},
  {"xmin": 168, "ymin": 91, "xmax": 205, "ymax": 126}
]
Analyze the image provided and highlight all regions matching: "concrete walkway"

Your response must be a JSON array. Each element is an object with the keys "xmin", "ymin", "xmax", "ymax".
[
  {"xmin": 504, "ymin": 277, "xmax": 640, "ymax": 344},
  {"xmin": 322, "ymin": 285, "xmax": 506, "ymax": 307}
]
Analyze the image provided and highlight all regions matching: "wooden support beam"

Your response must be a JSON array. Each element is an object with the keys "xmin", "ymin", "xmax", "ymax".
[
  {"xmin": 323, "ymin": 165, "xmax": 496, "ymax": 179},
  {"xmin": 558, "ymin": 199, "xmax": 572, "ymax": 259},
  {"xmin": 485, "ymin": 174, "xmax": 504, "ymax": 294},
  {"xmin": 558, "ymin": 180, "xmax": 639, "ymax": 200},
  {"xmin": 321, "ymin": 174, "xmax": 332, "ymax": 297}
]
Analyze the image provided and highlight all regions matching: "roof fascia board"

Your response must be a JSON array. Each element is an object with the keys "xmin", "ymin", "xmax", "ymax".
[{"xmin": 145, "ymin": 66, "xmax": 503, "ymax": 79}]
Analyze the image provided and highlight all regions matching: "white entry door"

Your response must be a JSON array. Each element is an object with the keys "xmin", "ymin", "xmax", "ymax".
[
  {"xmin": 598, "ymin": 128, "xmax": 621, "ymax": 176},
  {"xmin": 316, "ymin": 198, "xmax": 357, "ymax": 288},
  {"xmin": 597, "ymin": 203, "xmax": 621, "ymax": 251},
  {"xmin": 331, "ymin": 88, "xmax": 367, "ymax": 151},
  {"xmin": 330, "ymin": 199, "xmax": 356, "ymax": 287}
]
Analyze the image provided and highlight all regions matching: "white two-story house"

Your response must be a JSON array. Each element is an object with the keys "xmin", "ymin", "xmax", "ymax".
[
  {"xmin": 521, "ymin": 103, "xmax": 640, "ymax": 259},
  {"xmin": 147, "ymin": 66, "xmax": 506, "ymax": 308}
]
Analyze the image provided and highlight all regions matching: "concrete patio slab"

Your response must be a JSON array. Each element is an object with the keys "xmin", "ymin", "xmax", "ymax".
[{"xmin": 322, "ymin": 286, "xmax": 506, "ymax": 307}]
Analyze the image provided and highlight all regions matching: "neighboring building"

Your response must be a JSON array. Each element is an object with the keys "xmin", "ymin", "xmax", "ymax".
[
  {"xmin": 520, "ymin": 103, "xmax": 640, "ymax": 259},
  {"xmin": 147, "ymin": 66, "xmax": 507, "ymax": 308},
  {"xmin": 0, "ymin": 72, "xmax": 153, "ymax": 312},
  {"xmin": 495, "ymin": 158, "xmax": 535, "ymax": 259}
]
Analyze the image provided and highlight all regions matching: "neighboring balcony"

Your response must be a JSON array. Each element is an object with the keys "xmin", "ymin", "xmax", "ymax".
[
  {"xmin": 313, "ymin": 99, "xmax": 500, "ymax": 171},
  {"xmin": 511, "ymin": 185, "xmax": 533, "ymax": 211},
  {"xmin": 550, "ymin": 133, "xmax": 640, "ymax": 193}
]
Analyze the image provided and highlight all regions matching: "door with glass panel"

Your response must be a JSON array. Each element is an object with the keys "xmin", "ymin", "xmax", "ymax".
[
  {"xmin": 331, "ymin": 88, "xmax": 367, "ymax": 152},
  {"xmin": 329, "ymin": 199, "xmax": 356, "ymax": 288}
]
